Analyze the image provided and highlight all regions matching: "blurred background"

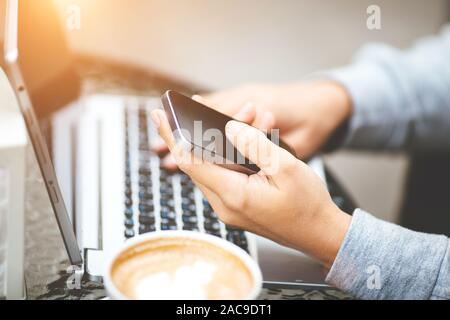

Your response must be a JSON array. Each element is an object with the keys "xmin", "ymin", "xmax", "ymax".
[{"xmin": 46, "ymin": 0, "xmax": 450, "ymax": 223}]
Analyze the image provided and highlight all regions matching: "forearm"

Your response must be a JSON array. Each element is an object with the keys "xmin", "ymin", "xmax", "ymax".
[
  {"xmin": 326, "ymin": 26, "xmax": 450, "ymax": 152},
  {"xmin": 326, "ymin": 209, "xmax": 450, "ymax": 299}
]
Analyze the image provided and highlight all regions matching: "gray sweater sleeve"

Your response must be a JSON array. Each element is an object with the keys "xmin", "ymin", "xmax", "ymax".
[
  {"xmin": 326, "ymin": 25, "xmax": 450, "ymax": 151},
  {"xmin": 326, "ymin": 210, "xmax": 450, "ymax": 299},
  {"xmin": 323, "ymin": 26, "xmax": 450, "ymax": 299}
]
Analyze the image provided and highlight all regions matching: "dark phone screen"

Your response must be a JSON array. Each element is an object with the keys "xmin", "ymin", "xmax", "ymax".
[{"xmin": 162, "ymin": 91, "xmax": 295, "ymax": 173}]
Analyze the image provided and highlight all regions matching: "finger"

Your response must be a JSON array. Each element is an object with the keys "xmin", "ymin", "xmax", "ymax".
[
  {"xmin": 151, "ymin": 109, "xmax": 177, "ymax": 150},
  {"xmin": 150, "ymin": 140, "xmax": 169, "ymax": 154},
  {"xmin": 161, "ymin": 153, "xmax": 178, "ymax": 171},
  {"xmin": 196, "ymin": 177, "xmax": 282, "ymax": 238},
  {"xmin": 233, "ymin": 102, "xmax": 257, "ymax": 124},
  {"xmin": 225, "ymin": 120, "xmax": 295, "ymax": 182},
  {"xmin": 150, "ymin": 111, "xmax": 169, "ymax": 153},
  {"xmin": 187, "ymin": 161, "xmax": 247, "ymax": 197},
  {"xmin": 283, "ymin": 130, "xmax": 315, "ymax": 161},
  {"xmin": 255, "ymin": 111, "xmax": 275, "ymax": 132},
  {"xmin": 151, "ymin": 109, "xmax": 200, "ymax": 173},
  {"xmin": 191, "ymin": 180, "xmax": 225, "ymax": 213},
  {"xmin": 192, "ymin": 179, "xmax": 254, "ymax": 229},
  {"xmin": 193, "ymin": 173, "xmax": 285, "ymax": 241}
]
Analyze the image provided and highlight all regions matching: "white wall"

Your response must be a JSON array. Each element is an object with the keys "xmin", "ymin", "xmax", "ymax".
[{"xmin": 55, "ymin": 0, "xmax": 449, "ymax": 222}]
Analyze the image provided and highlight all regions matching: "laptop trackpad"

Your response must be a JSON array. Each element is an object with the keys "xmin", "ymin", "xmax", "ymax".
[{"xmin": 256, "ymin": 235, "xmax": 328, "ymax": 288}]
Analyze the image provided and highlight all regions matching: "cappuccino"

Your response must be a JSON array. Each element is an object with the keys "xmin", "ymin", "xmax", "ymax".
[{"xmin": 109, "ymin": 235, "xmax": 258, "ymax": 300}]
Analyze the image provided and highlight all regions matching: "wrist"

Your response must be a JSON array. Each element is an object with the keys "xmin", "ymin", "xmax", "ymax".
[
  {"xmin": 319, "ymin": 205, "xmax": 352, "ymax": 269},
  {"xmin": 312, "ymin": 81, "xmax": 353, "ymax": 154},
  {"xmin": 297, "ymin": 203, "xmax": 352, "ymax": 269},
  {"xmin": 320, "ymin": 81, "xmax": 353, "ymax": 131}
]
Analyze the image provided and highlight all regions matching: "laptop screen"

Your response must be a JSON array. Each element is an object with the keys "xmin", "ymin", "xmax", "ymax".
[
  {"xmin": 1, "ymin": 0, "xmax": 81, "ymax": 120},
  {"xmin": 2, "ymin": 0, "xmax": 83, "ymax": 265}
]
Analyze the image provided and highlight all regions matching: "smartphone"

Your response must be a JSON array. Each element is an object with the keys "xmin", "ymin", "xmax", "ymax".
[{"xmin": 161, "ymin": 90, "xmax": 296, "ymax": 175}]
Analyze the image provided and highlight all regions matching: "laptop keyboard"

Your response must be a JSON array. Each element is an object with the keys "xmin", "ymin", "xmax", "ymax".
[{"xmin": 123, "ymin": 104, "xmax": 250, "ymax": 253}]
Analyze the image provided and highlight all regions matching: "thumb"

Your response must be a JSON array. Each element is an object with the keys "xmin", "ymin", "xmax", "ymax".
[{"xmin": 225, "ymin": 120, "xmax": 294, "ymax": 179}]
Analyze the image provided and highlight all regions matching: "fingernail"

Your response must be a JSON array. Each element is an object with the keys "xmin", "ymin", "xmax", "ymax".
[
  {"xmin": 150, "ymin": 110, "xmax": 160, "ymax": 129},
  {"xmin": 225, "ymin": 120, "xmax": 245, "ymax": 137}
]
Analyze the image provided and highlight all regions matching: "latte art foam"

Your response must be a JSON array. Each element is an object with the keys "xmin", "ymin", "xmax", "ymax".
[
  {"xmin": 135, "ymin": 260, "xmax": 217, "ymax": 299},
  {"xmin": 111, "ymin": 237, "xmax": 253, "ymax": 300}
]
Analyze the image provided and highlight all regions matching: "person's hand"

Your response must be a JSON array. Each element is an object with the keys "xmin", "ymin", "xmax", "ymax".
[
  {"xmin": 154, "ymin": 81, "xmax": 352, "ymax": 169},
  {"xmin": 151, "ymin": 109, "xmax": 351, "ymax": 268}
]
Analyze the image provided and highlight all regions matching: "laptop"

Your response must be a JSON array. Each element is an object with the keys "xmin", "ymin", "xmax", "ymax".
[{"xmin": 3, "ymin": 0, "xmax": 330, "ymax": 289}]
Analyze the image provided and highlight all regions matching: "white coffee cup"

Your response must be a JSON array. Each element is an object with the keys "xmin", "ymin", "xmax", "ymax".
[{"xmin": 104, "ymin": 230, "xmax": 262, "ymax": 300}]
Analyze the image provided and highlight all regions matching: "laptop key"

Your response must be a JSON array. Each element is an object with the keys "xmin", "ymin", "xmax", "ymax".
[
  {"xmin": 138, "ymin": 167, "xmax": 151, "ymax": 176},
  {"xmin": 159, "ymin": 169, "xmax": 170, "ymax": 179},
  {"xmin": 181, "ymin": 203, "xmax": 196, "ymax": 212},
  {"xmin": 182, "ymin": 210, "xmax": 197, "ymax": 218},
  {"xmin": 204, "ymin": 220, "xmax": 220, "ymax": 232},
  {"xmin": 202, "ymin": 199, "xmax": 212, "ymax": 210},
  {"xmin": 226, "ymin": 229, "xmax": 244, "ymax": 240},
  {"xmin": 125, "ymin": 198, "xmax": 133, "ymax": 208},
  {"xmin": 209, "ymin": 231, "xmax": 222, "ymax": 237},
  {"xmin": 181, "ymin": 197, "xmax": 194, "ymax": 206},
  {"xmin": 138, "ymin": 191, "xmax": 153, "ymax": 201},
  {"xmin": 181, "ymin": 189, "xmax": 195, "ymax": 198},
  {"xmin": 225, "ymin": 230, "xmax": 249, "ymax": 252},
  {"xmin": 139, "ymin": 203, "xmax": 154, "ymax": 212},
  {"xmin": 237, "ymin": 242, "xmax": 249, "ymax": 253},
  {"xmin": 124, "ymin": 207, "xmax": 133, "ymax": 219},
  {"xmin": 161, "ymin": 217, "xmax": 177, "ymax": 226},
  {"xmin": 182, "ymin": 214, "xmax": 198, "ymax": 224},
  {"xmin": 183, "ymin": 225, "xmax": 199, "ymax": 232},
  {"xmin": 160, "ymin": 198, "xmax": 174, "ymax": 208},
  {"xmin": 139, "ymin": 224, "xmax": 156, "ymax": 234},
  {"xmin": 160, "ymin": 210, "xmax": 176, "ymax": 220},
  {"xmin": 124, "ymin": 228, "xmax": 135, "ymax": 239},
  {"xmin": 139, "ymin": 214, "xmax": 155, "ymax": 225},
  {"xmin": 124, "ymin": 218, "xmax": 134, "ymax": 228},
  {"xmin": 139, "ymin": 198, "xmax": 154, "ymax": 206},
  {"xmin": 160, "ymin": 181, "xmax": 172, "ymax": 190},
  {"xmin": 204, "ymin": 210, "xmax": 218, "ymax": 220},
  {"xmin": 161, "ymin": 224, "xmax": 177, "ymax": 231},
  {"xmin": 160, "ymin": 193, "xmax": 173, "ymax": 202},
  {"xmin": 138, "ymin": 180, "xmax": 152, "ymax": 188},
  {"xmin": 160, "ymin": 187, "xmax": 173, "ymax": 196}
]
